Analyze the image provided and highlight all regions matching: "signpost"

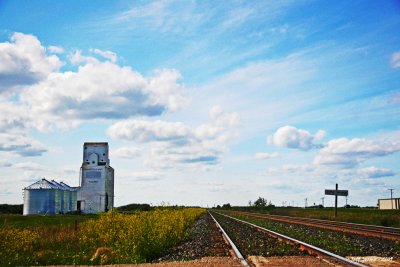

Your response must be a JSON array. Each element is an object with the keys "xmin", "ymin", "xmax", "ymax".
[{"xmin": 325, "ymin": 183, "xmax": 348, "ymax": 217}]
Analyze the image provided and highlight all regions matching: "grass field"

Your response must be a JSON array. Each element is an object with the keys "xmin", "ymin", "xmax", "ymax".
[
  {"xmin": 0, "ymin": 208, "xmax": 204, "ymax": 266},
  {"xmin": 229, "ymin": 207, "xmax": 400, "ymax": 228}
]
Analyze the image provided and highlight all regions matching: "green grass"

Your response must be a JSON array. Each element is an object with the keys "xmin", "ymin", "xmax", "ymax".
[
  {"xmin": 227, "ymin": 207, "xmax": 400, "ymax": 228},
  {"xmin": 0, "ymin": 214, "xmax": 97, "ymax": 228},
  {"xmin": 268, "ymin": 207, "xmax": 400, "ymax": 227}
]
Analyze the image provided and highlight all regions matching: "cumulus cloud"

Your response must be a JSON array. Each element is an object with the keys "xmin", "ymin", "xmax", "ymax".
[
  {"xmin": 268, "ymin": 125, "xmax": 326, "ymax": 150},
  {"xmin": 108, "ymin": 106, "xmax": 240, "ymax": 170},
  {"xmin": 112, "ymin": 147, "xmax": 142, "ymax": 159},
  {"xmin": 0, "ymin": 101, "xmax": 47, "ymax": 157},
  {"xmin": 390, "ymin": 52, "xmax": 400, "ymax": 68},
  {"xmin": 358, "ymin": 166, "xmax": 395, "ymax": 179},
  {"xmin": 21, "ymin": 60, "xmax": 187, "ymax": 131},
  {"xmin": 0, "ymin": 133, "xmax": 47, "ymax": 157},
  {"xmin": 314, "ymin": 138, "xmax": 400, "ymax": 168},
  {"xmin": 0, "ymin": 32, "xmax": 62, "ymax": 91},
  {"xmin": 0, "ymin": 102, "xmax": 31, "ymax": 132},
  {"xmin": 0, "ymin": 32, "xmax": 187, "ymax": 132},
  {"xmin": 254, "ymin": 152, "xmax": 279, "ymax": 160}
]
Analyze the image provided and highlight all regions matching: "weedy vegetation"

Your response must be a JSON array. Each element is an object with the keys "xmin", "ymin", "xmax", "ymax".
[{"xmin": 0, "ymin": 208, "xmax": 204, "ymax": 266}]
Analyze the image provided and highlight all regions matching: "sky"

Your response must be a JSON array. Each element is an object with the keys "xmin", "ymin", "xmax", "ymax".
[{"xmin": 0, "ymin": 0, "xmax": 399, "ymax": 207}]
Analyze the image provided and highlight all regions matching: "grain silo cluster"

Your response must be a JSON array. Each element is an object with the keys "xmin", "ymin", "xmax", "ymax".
[
  {"xmin": 23, "ymin": 179, "xmax": 77, "ymax": 215},
  {"xmin": 23, "ymin": 142, "xmax": 114, "ymax": 215}
]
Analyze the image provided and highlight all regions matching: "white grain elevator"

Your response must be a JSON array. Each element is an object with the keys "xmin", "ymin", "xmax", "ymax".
[{"xmin": 77, "ymin": 142, "xmax": 114, "ymax": 213}]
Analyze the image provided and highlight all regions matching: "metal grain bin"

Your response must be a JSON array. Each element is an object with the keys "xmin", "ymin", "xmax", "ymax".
[
  {"xmin": 23, "ymin": 178, "xmax": 77, "ymax": 215},
  {"xmin": 23, "ymin": 179, "xmax": 58, "ymax": 215}
]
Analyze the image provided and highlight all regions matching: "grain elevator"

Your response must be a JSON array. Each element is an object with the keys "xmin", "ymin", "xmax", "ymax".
[{"xmin": 77, "ymin": 142, "xmax": 114, "ymax": 213}]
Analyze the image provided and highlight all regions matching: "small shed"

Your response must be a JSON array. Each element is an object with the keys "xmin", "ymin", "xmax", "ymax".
[{"xmin": 378, "ymin": 198, "xmax": 400, "ymax": 210}]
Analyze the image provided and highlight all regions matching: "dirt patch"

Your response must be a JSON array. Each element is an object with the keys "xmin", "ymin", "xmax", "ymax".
[
  {"xmin": 45, "ymin": 257, "xmax": 243, "ymax": 267},
  {"xmin": 247, "ymin": 255, "xmax": 349, "ymax": 267}
]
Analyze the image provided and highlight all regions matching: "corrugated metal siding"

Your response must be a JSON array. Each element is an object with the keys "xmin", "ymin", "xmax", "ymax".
[
  {"xmin": 23, "ymin": 179, "xmax": 77, "ymax": 215},
  {"xmin": 23, "ymin": 189, "xmax": 56, "ymax": 215}
]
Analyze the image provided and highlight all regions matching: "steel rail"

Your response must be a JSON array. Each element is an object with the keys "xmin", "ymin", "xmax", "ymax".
[
  {"xmin": 208, "ymin": 211, "xmax": 250, "ymax": 267},
  {"xmin": 213, "ymin": 211, "xmax": 368, "ymax": 267},
  {"xmin": 228, "ymin": 211, "xmax": 400, "ymax": 240}
]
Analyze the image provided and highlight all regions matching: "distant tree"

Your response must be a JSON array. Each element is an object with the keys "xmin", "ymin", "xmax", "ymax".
[
  {"xmin": 253, "ymin": 197, "xmax": 267, "ymax": 208},
  {"xmin": 222, "ymin": 203, "xmax": 231, "ymax": 209},
  {"xmin": 0, "ymin": 204, "xmax": 23, "ymax": 214},
  {"xmin": 216, "ymin": 205, "xmax": 221, "ymax": 209},
  {"xmin": 116, "ymin": 203, "xmax": 151, "ymax": 212}
]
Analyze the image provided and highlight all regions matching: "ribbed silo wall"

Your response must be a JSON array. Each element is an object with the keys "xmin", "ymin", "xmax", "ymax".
[
  {"xmin": 54, "ymin": 189, "xmax": 64, "ymax": 214},
  {"xmin": 63, "ymin": 189, "xmax": 70, "ymax": 213},
  {"xmin": 70, "ymin": 190, "xmax": 77, "ymax": 211},
  {"xmin": 23, "ymin": 189, "xmax": 56, "ymax": 215}
]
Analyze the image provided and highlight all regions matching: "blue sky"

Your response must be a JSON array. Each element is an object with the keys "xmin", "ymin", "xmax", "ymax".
[{"xmin": 0, "ymin": 0, "xmax": 399, "ymax": 207}]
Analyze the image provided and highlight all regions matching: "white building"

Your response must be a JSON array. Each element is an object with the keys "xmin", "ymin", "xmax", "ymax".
[
  {"xmin": 77, "ymin": 142, "xmax": 114, "ymax": 213},
  {"xmin": 378, "ymin": 198, "xmax": 400, "ymax": 210}
]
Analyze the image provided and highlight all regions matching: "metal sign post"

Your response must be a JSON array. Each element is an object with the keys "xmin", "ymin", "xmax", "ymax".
[{"xmin": 325, "ymin": 183, "xmax": 348, "ymax": 218}]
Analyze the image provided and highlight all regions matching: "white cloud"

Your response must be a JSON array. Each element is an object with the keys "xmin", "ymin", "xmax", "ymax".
[
  {"xmin": 13, "ymin": 161, "xmax": 46, "ymax": 171},
  {"xmin": 108, "ymin": 120, "xmax": 191, "ymax": 142},
  {"xmin": 0, "ymin": 32, "xmax": 62, "ymax": 91},
  {"xmin": 130, "ymin": 171, "xmax": 163, "ymax": 181},
  {"xmin": 266, "ymin": 163, "xmax": 313, "ymax": 176},
  {"xmin": 390, "ymin": 52, "xmax": 400, "ymax": 68},
  {"xmin": 21, "ymin": 59, "xmax": 187, "ymax": 131},
  {"xmin": 69, "ymin": 50, "xmax": 99, "ymax": 65},
  {"xmin": 91, "ymin": 48, "xmax": 117, "ymax": 63},
  {"xmin": 0, "ymin": 160, "xmax": 12, "ymax": 168},
  {"xmin": 0, "ymin": 133, "xmax": 47, "ymax": 157},
  {"xmin": 254, "ymin": 152, "xmax": 279, "ymax": 160},
  {"xmin": 314, "ymin": 138, "xmax": 400, "ymax": 168},
  {"xmin": 0, "ymin": 101, "xmax": 30, "ymax": 132},
  {"xmin": 268, "ymin": 125, "xmax": 325, "ymax": 150},
  {"xmin": 108, "ymin": 106, "xmax": 240, "ymax": 170},
  {"xmin": 112, "ymin": 147, "xmax": 141, "ymax": 159},
  {"xmin": 47, "ymin": 45, "xmax": 65, "ymax": 54},
  {"xmin": 0, "ymin": 101, "xmax": 47, "ymax": 157},
  {"xmin": 358, "ymin": 166, "xmax": 395, "ymax": 179}
]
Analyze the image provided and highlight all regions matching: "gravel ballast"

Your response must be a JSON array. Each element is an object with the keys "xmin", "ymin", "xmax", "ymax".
[{"xmin": 155, "ymin": 212, "xmax": 231, "ymax": 262}]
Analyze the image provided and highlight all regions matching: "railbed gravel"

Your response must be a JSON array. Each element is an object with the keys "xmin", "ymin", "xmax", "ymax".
[
  {"xmin": 154, "ymin": 212, "xmax": 231, "ymax": 262},
  {"xmin": 211, "ymin": 212, "xmax": 308, "ymax": 258}
]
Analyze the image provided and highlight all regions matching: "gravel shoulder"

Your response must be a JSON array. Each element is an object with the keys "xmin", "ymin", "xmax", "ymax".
[{"xmin": 154, "ymin": 212, "xmax": 231, "ymax": 262}]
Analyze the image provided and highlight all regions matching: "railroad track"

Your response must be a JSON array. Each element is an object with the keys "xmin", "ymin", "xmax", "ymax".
[
  {"xmin": 209, "ymin": 211, "xmax": 367, "ymax": 267},
  {"xmin": 225, "ymin": 210, "xmax": 400, "ymax": 241}
]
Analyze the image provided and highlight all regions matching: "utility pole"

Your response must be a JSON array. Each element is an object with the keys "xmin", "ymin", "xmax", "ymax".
[
  {"xmin": 335, "ymin": 183, "xmax": 338, "ymax": 217},
  {"xmin": 389, "ymin": 189, "xmax": 394, "ymax": 209},
  {"xmin": 321, "ymin": 197, "xmax": 325, "ymax": 207},
  {"xmin": 305, "ymin": 198, "xmax": 308, "ymax": 208}
]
